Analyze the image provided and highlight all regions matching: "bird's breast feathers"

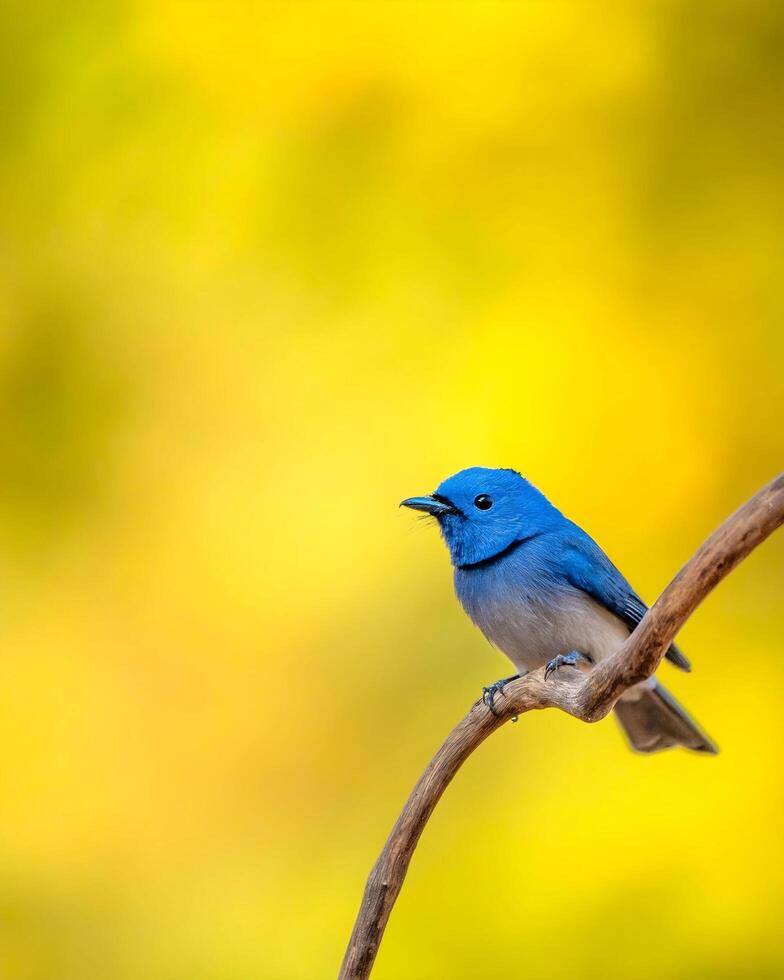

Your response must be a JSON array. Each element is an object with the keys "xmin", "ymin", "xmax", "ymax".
[{"xmin": 455, "ymin": 563, "xmax": 629, "ymax": 674}]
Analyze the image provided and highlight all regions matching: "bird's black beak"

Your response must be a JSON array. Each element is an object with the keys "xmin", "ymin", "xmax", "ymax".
[{"xmin": 400, "ymin": 494, "xmax": 459, "ymax": 516}]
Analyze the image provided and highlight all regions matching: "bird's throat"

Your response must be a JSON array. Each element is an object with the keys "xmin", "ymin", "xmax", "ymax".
[{"xmin": 455, "ymin": 533, "xmax": 542, "ymax": 571}]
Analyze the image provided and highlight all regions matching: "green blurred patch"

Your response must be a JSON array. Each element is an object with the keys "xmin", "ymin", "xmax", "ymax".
[{"xmin": 0, "ymin": 289, "xmax": 128, "ymax": 554}]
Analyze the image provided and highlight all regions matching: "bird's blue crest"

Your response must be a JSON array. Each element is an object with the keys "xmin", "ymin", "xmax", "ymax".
[{"xmin": 429, "ymin": 467, "xmax": 563, "ymax": 568}]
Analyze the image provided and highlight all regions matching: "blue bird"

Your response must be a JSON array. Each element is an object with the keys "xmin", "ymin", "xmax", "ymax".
[{"xmin": 402, "ymin": 467, "xmax": 717, "ymax": 754}]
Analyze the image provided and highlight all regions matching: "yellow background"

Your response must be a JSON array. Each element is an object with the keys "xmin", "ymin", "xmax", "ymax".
[{"xmin": 2, "ymin": 2, "xmax": 783, "ymax": 978}]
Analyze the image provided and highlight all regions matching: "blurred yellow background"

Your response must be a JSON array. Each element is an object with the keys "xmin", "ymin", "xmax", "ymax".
[{"xmin": 1, "ymin": 2, "xmax": 783, "ymax": 978}]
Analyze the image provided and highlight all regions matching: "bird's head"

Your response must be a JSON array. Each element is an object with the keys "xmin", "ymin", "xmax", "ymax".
[{"xmin": 401, "ymin": 466, "xmax": 562, "ymax": 568}]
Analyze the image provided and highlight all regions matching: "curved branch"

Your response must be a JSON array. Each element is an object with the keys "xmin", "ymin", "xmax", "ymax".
[{"xmin": 338, "ymin": 474, "xmax": 784, "ymax": 980}]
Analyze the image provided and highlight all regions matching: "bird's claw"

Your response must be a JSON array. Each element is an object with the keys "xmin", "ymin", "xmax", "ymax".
[
  {"xmin": 544, "ymin": 650, "xmax": 593, "ymax": 681},
  {"xmin": 481, "ymin": 675, "xmax": 520, "ymax": 715}
]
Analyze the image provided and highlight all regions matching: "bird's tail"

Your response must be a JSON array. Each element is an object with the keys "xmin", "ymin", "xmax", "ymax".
[{"xmin": 613, "ymin": 679, "xmax": 718, "ymax": 754}]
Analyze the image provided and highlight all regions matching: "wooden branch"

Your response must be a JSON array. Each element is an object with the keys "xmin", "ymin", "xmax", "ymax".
[{"xmin": 338, "ymin": 474, "xmax": 784, "ymax": 980}]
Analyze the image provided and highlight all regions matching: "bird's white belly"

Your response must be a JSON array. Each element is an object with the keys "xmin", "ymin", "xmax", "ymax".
[{"xmin": 477, "ymin": 590, "xmax": 630, "ymax": 674}]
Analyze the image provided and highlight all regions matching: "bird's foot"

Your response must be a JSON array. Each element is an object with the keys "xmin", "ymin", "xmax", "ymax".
[
  {"xmin": 544, "ymin": 650, "xmax": 593, "ymax": 681},
  {"xmin": 482, "ymin": 675, "xmax": 520, "ymax": 715}
]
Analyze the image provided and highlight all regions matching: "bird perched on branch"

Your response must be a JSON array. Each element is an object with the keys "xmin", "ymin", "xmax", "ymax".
[{"xmin": 401, "ymin": 467, "xmax": 717, "ymax": 754}]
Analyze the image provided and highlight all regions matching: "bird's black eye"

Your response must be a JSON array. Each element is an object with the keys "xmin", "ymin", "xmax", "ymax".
[{"xmin": 474, "ymin": 494, "xmax": 493, "ymax": 510}]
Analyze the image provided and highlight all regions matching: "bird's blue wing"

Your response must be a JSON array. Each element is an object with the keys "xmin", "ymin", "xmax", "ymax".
[{"xmin": 559, "ymin": 530, "xmax": 691, "ymax": 672}]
